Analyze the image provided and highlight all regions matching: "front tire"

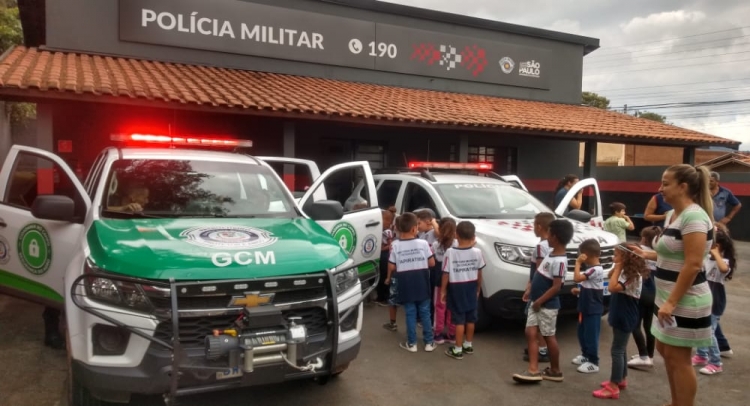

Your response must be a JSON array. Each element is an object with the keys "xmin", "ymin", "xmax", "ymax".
[{"xmin": 474, "ymin": 294, "xmax": 492, "ymax": 332}]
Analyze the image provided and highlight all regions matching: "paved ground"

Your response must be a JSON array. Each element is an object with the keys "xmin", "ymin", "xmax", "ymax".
[{"xmin": 2, "ymin": 243, "xmax": 750, "ymax": 406}]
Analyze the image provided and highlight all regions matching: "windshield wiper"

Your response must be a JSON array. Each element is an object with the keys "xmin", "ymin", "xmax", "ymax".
[{"xmin": 100, "ymin": 209, "xmax": 165, "ymax": 219}]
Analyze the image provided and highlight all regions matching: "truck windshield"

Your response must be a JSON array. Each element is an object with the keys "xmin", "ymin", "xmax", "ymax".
[
  {"xmin": 435, "ymin": 182, "xmax": 549, "ymax": 219},
  {"xmin": 101, "ymin": 159, "xmax": 296, "ymax": 218}
]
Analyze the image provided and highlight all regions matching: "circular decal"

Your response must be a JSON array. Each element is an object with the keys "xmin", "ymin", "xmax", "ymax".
[
  {"xmin": 499, "ymin": 57, "xmax": 515, "ymax": 74},
  {"xmin": 361, "ymin": 234, "xmax": 377, "ymax": 258},
  {"xmin": 331, "ymin": 222, "xmax": 357, "ymax": 256},
  {"xmin": 17, "ymin": 223, "xmax": 52, "ymax": 275},
  {"xmin": 0, "ymin": 235, "xmax": 10, "ymax": 265},
  {"xmin": 180, "ymin": 226, "xmax": 278, "ymax": 250}
]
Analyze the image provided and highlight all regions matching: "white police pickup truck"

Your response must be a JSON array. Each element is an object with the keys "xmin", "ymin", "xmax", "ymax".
[
  {"xmin": 372, "ymin": 161, "xmax": 619, "ymax": 328},
  {"xmin": 0, "ymin": 134, "xmax": 382, "ymax": 405}
]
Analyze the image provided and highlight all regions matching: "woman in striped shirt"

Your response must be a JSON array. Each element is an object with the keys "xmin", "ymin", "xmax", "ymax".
[{"xmin": 635, "ymin": 164, "xmax": 713, "ymax": 406}]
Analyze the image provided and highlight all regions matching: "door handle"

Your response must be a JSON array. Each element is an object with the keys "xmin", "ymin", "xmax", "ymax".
[
  {"xmin": 0, "ymin": 219, "xmax": 6, "ymax": 228},
  {"xmin": 366, "ymin": 221, "xmax": 380, "ymax": 228}
]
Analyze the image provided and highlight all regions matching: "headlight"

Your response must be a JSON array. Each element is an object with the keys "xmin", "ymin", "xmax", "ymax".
[
  {"xmin": 83, "ymin": 260, "xmax": 153, "ymax": 312},
  {"xmin": 494, "ymin": 243, "xmax": 534, "ymax": 267},
  {"xmin": 334, "ymin": 268, "xmax": 359, "ymax": 294}
]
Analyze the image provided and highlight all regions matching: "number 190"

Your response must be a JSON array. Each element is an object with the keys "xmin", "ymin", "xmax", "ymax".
[{"xmin": 369, "ymin": 42, "xmax": 397, "ymax": 58}]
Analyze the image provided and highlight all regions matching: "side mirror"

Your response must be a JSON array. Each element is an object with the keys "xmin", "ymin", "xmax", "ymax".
[
  {"xmin": 565, "ymin": 209, "xmax": 592, "ymax": 224},
  {"xmin": 31, "ymin": 195, "xmax": 76, "ymax": 222},
  {"xmin": 305, "ymin": 200, "xmax": 344, "ymax": 221}
]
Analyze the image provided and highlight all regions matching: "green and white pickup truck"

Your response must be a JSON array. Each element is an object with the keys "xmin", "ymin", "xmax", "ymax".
[{"xmin": 0, "ymin": 136, "xmax": 382, "ymax": 405}]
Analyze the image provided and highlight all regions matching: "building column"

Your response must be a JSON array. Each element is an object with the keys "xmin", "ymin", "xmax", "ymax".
[
  {"xmin": 283, "ymin": 122, "xmax": 295, "ymax": 191},
  {"xmin": 683, "ymin": 146, "xmax": 696, "ymax": 165},
  {"xmin": 0, "ymin": 102, "xmax": 11, "ymax": 162},
  {"xmin": 36, "ymin": 103, "xmax": 55, "ymax": 194},
  {"xmin": 582, "ymin": 141, "xmax": 597, "ymax": 179},
  {"xmin": 459, "ymin": 134, "xmax": 469, "ymax": 163}
]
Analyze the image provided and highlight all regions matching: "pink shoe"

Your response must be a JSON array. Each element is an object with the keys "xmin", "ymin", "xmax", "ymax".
[
  {"xmin": 601, "ymin": 380, "xmax": 627, "ymax": 390},
  {"xmin": 699, "ymin": 364, "xmax": 723, "ymax": 375},
  {"xmin": 691, "ymin": 355, "xmax": 708, "ymax": 366},
  {"xmin": 593, "ymin": 382, "xmax": 621, "ymax": 399}
]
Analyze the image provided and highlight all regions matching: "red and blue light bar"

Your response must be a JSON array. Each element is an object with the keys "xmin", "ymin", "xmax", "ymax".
[
  {"xmin": 408, "ymin": 161, "xmax": 493, "ymax": 171},
  {"xmin": 111, "ymin": 133, "xmax": 253, "ymax": 148}
]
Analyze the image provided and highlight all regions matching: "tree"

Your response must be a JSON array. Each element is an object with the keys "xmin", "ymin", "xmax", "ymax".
[
  {"xmin": 0, "ymin": 2, "xmax": 35, "ymax": 127},
  {"xmin": 582, "ymin": 91, "xmax": 610, "ymax": 109},
  {"xmin": 636, "ymin": 111, "xmax": 667, "ymax": 123}
]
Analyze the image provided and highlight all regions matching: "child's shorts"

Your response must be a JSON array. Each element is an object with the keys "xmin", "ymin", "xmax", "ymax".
[
  {"xmin": 526, "ymin": 306, "xmax": 559, "ymax": 337},
  {"xmin": 387, "ymin": 277, "xmax": 399, "ymax": 306},
  {"xmin": 451, "ymin": 309, "xmax": 478, "ymax": 325}
]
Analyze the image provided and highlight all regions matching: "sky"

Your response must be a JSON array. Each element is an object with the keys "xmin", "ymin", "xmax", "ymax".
[{"xmin": 381, "ymin": 0, "xmax": 750, "ymax": 151}]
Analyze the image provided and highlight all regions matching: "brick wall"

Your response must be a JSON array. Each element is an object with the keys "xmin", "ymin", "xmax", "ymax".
[{"xmin": 622, "ymin": 145, "xmax": 726, "ymax": 166}]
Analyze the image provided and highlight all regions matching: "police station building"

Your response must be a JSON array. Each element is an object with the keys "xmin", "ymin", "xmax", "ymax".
[{"xmin": 0, "ymin": 0, "xmax": 739, "ymax": 199}]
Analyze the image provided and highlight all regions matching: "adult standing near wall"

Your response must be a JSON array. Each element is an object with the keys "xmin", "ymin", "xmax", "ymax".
[
  {"xmin": 643, "ymin": 192, "xmax": 672, "ymax": 228},
  {"xmin": 709, "ymin": 171, "xmax": 741, "ymax": 225},
  {"xmin": 553, "ymin": 174, "xmax": 582, "ymax": 212},
  {"xmin": 635, "ymin": 164, "xmax": 714, "ymax": 406}
]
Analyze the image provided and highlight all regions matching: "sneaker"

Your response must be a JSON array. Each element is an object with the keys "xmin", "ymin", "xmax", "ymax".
[
  {"xmin": 382, "ymin": 321, "xmax": 398, "ymax": 332},
  {"xmin": 571, "ymin": 355, "xmax": 589, "ymax": 365},
  {"xmin": 601, "ymin": 380, "xmax": 627, "ymax": 390},
  {"xmin": 512, "ymin": 370, "xmax": 542, "ymax": 383},
  {"xmin": 425, "ymin": 342, "xmax": 437, "ymax": 352},
  {"xmin": 720, "ymin": 349, "xmax": 734, "ymax": 358},
  {"xmin": 699, "ymin": 364, "xmax": 723, "ymax": 375},
  {"xmin": 399, "ymin": 342, "xmax": 417, "ymax": 353},
  {"xmin": 628, "ymin": 356, "xmax": 654, "ymax": 369},
  {"xmin": 445, "ymin": 334, "xmax": 456, "ymax": 344},
  {"xmin": 523, "ymin": 352, "xmax": 550, "ymax": 362},
  {"xmin": 434, "ymin": 334, "xmax": 445, "ymax": 345},
  {"xmin": 445, "ymin": 346, "xmax": 464, "ymax": 360},
  {"xmin": 691, "ymin": 355, "xmax": 708, "ymax": 367},
  {"xmin": 577, "ymin": 362, "xmax": 600, "ymax": 374},
  {"xmin": 541, "ymin": 367, "xmax": 564, "ymax": 382},
  {"xmin": 463, "ymin": 345, "xmax": 474, "ymax": 355},
  {"xmin": 593, "ymin": 382, "xmax": 620, "ymax": 399}
]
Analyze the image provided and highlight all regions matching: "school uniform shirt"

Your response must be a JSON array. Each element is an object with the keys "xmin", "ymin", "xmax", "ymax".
[
  {"xmin": 443, "ymin": 247, "xmax": 486, "ymax": 313},
  {"xmin": 419, "ymin": 229, "xmax": 437, "ymax": 245},
  {"xmin": 382, "ymin": 229, "xmax": 394, "ymax": 250},
  {"xmin": 640, "ymin": 245, "xmax": 657, "ymax": 298},
  {"xmin": 705, "ymin": 257, "xmax": 731, "ymax": 316},
  {"xmin": 529, "ymin": 240, "xmax": 550, "ymax": 281},
  {"xmin": 431, "ymin": 239, "xmax": 458, "ymax": 288},
  {"xmin": 388, "ymin": 238, "xmax": 434, "ymax": 303},
  {"xmin": 577, "ymin": 265, "xmax": 605, "ymax": 315},
  {"xmin": 530, "ymin": 254, "xmax": 567, "ymax": 309},
  {"xmin": 607, "ymin": 273, "xmax": 642, "ymax": 333}
]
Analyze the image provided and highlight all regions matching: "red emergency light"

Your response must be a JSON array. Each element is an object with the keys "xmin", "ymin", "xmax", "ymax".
[
  {"xmin": 408, "ymin": 161, "xmax": 493, "ymax": 171},
  {"xmin": 111, "ymin": 133, "xmax": 253, "ymax": 148}
]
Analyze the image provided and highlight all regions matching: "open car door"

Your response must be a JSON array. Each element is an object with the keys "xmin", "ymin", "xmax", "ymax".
[
  {"xmin": 554, "ymin": 178, "xmax": 604, "ymax": 228},
  {"xmin": 0, "ymin": 145, "xmax": 91, "ymax": 308},
  {"xmin": 256, "ymin": 157, "xmax": 322, "ymax": 201},
  {"xmin": 299, "ymin": 161, "xmax": 382, "ymax": 287}
]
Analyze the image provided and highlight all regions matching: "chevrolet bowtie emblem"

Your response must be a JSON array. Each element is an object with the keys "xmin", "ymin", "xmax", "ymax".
[{"xmin": 229, "ymin": 292, "xmax": 275, "ymax": 308}]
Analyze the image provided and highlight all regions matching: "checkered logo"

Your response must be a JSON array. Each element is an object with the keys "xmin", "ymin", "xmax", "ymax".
[
  {"xmin": 439, "ymin": 45, "xmax": 462, "ymax": 70},
  {"xmin": 461, "ymin": 45, "xmax": 488, "ymax": 77}
]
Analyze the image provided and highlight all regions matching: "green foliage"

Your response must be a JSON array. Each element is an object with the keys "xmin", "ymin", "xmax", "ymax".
[
  {"xmin": 636, "ymin": 111, "xmax": 667, "ymax": 123},
  {"xmin": 0, "ymin": 3, "xmax": 35, "ymax": 126},
  {"xmin": 582, "ymin": 91, "xmax": 610, "ymax": 109}
]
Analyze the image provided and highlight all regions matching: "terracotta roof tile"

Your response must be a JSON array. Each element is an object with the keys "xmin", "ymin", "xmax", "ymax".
[{"xmin": 0, "ymin": 46, "xmax": 738, "ymax": 146}]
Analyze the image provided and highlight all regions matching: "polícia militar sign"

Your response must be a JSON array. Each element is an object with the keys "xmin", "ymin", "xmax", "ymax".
[{"xmin": 118, "ymin": 0, "xmax": 551, "ymax": 89}]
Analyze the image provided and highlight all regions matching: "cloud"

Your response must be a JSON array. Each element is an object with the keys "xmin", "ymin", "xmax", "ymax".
[{"xmin": 620, "ymin": 10, "xmax": 707, "ymax": 35}]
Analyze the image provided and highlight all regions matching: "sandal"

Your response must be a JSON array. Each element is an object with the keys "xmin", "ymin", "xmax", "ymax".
[{"xmin": 592, "ymin": 382, "xmax": 620, "ymax": 399}]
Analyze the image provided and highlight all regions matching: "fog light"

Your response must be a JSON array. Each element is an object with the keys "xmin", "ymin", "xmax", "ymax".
[
  {"xmin": 339, "ymin": 309, "xmax": 358, "ymax": 332},
  {"xmin": 92, "ymin": 324, "xmax": 130, "ymax": 356}
]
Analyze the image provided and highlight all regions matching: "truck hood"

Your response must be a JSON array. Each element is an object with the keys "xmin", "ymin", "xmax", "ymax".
[
  {"xmin": 86, "ymin": 218, "xmax": 348, "ymax": 280},
  {"xmin": 473, "ymin": 218, "xmax": 619, "ymax": 248}
]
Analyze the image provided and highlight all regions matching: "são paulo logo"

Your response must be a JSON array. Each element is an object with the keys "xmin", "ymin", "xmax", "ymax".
[{"xmin": 180, "ymin": 226, "xmax": 278, "ymax": 250}]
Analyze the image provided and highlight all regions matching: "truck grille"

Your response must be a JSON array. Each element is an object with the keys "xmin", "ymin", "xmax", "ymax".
[
  {"xmin": 153, "ymin": 307, "xmax": 329, "ymax": 348},
  {"xmin": 147, "ymin": 287, "xmax": 327, "ymax": 310},
  {"xmin": 565, "ymin": 246, "xmax": 615, "ymax": 274}
]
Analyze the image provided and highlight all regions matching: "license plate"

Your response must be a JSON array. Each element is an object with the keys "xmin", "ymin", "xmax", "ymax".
[
  {"xmin": 216, "ymin": 367, "xmax": 243, "ymax": 380},
  {"xmin": 603, "ymin": 281, "xmax": 611, "ymax": 296}
]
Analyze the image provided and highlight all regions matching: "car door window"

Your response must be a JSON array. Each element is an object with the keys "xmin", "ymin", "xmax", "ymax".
[
  {"xmin": 3, "ymin": 152, "xmax": 86, "ymax": 220},
  {"xmin": 85, "ymin": 151, "xmax": 108, "ymax": 198},
  {"xmin": 306, "ymin": 165, "xmax": 373, "ymax": 213},
  {"xmin": 402, "ymin": 182, "xmax": 438, "ymax": 216},
  {"xmin": 376, "ymin": 180, "xmax": 402, "ymax": 210}
]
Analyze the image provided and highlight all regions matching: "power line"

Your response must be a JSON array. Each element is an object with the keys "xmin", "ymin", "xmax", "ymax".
[
  {"xmin": 591, "ymin": 25, "xmax": 750, "ymax": 54},
  {"xmin": 612, "ymin": 85, "xmax": 750, "ymax": 99},
  {"xmin": 585, "ymin": 57, "xmax": 750, "ymax": 75},
  {"xmin": 586, "ymin": 77, "xmax": 750, "ymax": 92},
  {"xmin": 611, "ymin": 98, "xmax": 750, "ymax": 110},
  {"xmin": 586, "ymin": 34, "xmax": 750, "ymax": 61},
  {"xmin": 585, "ymin": 49, "xmax": 750, "ymax": 69}
]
